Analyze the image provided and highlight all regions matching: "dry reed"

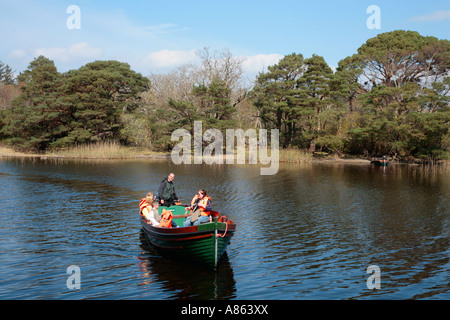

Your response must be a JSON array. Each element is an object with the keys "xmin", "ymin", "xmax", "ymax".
[{"xmin": 51, "ymin": 141, "xmax": 139, "ymax": 159}]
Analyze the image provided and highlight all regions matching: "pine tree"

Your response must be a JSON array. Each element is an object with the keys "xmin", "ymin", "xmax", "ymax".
[
  {"xmin": 251, "ymin": 53, "xmax": 305, "ymax": 148},
  {"xmin": 296, "ymin": 54, "xmax": 338, "ymax": 151},
  {"xmin": 0, "ymin": 61, "xmax": 15, "ymax": 85},
  {"xmin": 1, "ymin": 56, "xmax": 66, "ymax": 151},
  {"xmin": 192, "ymin": 77, "xmax": 237, "ymax": 130},
  {"xmin": 60, "ymin": 60, "xmax": 149, "ymax": 146},
  {"xmin": 1, "ymin": 58, "xmax": 149, "ymax": 151}
]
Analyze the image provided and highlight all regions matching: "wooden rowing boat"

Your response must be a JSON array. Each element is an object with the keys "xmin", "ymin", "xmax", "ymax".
[
  {"xmin": 371, "ymin": 156, "xmax": 389, "ymax": 166},
  {"xmin": 140, "ymin": 204, "xmax": 236, "ymax": 268}
]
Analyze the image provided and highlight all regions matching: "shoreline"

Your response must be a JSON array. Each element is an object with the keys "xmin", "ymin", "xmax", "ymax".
[{"xmin": 1, "ymin": 146, "xmax": 447, "ymax": 166}]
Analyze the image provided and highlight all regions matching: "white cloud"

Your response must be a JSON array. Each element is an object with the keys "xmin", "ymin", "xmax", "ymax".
[
  {"xmin": 140, "ymin": 50, "xmax": 284, "ymax": 78},
  {"xmin": 409, "ymin": 10, "xmax": 450, "ymax": 22},
  {"xmin": 233, "ymin": 53, "xmax": 284, "ymax": 86},
  {"xmin": 34, "ymin": 42, "xmax": 103, "ymax": 64},
  {"xmin": 8, "ymin": 49, "xmax": 27, "ymax": 59},
  {"xmin": 138, "ymin": 50, "xmax": 285, "ymax": 84},
  {"xmin": 142, "ymin": 49, "xmax": 199, "ymax": 69},
  {"xmin": 6, "ymin": 43, "xmax": 103, "ymax": 73},
  {"xmin": 242, "ymin": 53, "xmax": 284, "ymax": 74}
]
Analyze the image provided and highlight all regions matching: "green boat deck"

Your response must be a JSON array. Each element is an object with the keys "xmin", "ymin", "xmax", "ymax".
[{"xmin": 158, "ymin": 204, "xmax": 190, "ymax": 226}]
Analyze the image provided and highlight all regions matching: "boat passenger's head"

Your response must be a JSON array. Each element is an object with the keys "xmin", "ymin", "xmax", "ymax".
[
  {"xmin": 198, "ymin": 189, "xmax": 207, "ymax": 199},
  {"xmin": 145, "ymin": 192, "xmax": 154, "ymax": 203}
]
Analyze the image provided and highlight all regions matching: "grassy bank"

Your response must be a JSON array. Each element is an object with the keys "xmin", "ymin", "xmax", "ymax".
[
  {"xmin": 0, "ymin": 141, "xmax": 161, "ymax": 160},
  {"xmin": 0, "ymin": 145, "xmax": 40, "ymax": 158},
  {"xmin": 0, "ymin": 143, "xmax": 313, "ymax": 163},
  {"xmin": 50, "ymin": 141, "xmax": 142, "ymax": 159},
  {"xmin": 1, "ymin": 142, "xmax": 447, "ymax": 168},
  {"xmin": 278, "ymin": 148, "xmax": 313, "ymax": 163}
]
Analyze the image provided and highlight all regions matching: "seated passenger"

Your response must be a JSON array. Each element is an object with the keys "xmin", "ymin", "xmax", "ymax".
[
  {"xmin": 183, "ymin": 189, "xmax": 212, "ymax": 227},
  {"xmin": 139, "ymin": 193, "xmax": 159, "ymax": 225},
  {"xmin": 147, "ymin": 200, "xmax": 161, "ymax": 226}
]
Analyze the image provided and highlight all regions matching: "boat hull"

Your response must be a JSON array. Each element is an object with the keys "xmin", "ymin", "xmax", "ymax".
[
  {"xmin": 371, "ymin": 160, "xmax": 389, "ymax": 166},
  {"xmin": 140, "ymin": 206, "xmax": 236, "ymax": 268}
]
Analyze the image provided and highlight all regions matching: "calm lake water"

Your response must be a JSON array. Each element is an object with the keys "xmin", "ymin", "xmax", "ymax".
[{"xmin": 0, "ymin": 157, "xmax": 448, "ymax": 300}]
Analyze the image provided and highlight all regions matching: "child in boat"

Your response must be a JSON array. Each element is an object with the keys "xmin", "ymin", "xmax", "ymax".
[
  {"xmin": 139, "ymin": 193, "xmax": 159, "ymax": 226},
  {"xmin": 152, "ymin": 200, "xmax": 180, "ymax": 228},
  {"xmin": 147, "ymin": 200, "xmax": 161, "ymax": 227}
]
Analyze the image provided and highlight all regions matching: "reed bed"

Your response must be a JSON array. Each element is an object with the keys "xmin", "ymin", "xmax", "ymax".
[
  {"xmin": 192, "ymin": 147, "xmax": 314, "ymax": 164},
  {"xmin": 51, "ymin": 141, "xmax": 140, "ymax": 159},
  {"xmin": 278, "ymin": 148, "xmax": 313, "ymax": 163}
]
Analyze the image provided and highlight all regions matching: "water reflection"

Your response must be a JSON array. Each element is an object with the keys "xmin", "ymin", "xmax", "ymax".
[
  {"xmin": 137, "ymin": 231, "xmax": 236, "ymax": 299},
  {"xmin": 0, "ymin": 158, "xmax": 448, "ymax": 299}
]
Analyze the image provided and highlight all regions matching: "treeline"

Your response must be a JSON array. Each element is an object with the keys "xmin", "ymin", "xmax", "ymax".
[
  {"xmin": 251, "ymin": 30, "xmax": 449, "ymax": 160},
  {"xmin": 0, "ymin": 30, "xmax": 449, "ymax": 160},
  {"xmin": 0, "ymin": 58, "xmax": 148, "ymax": 151}
]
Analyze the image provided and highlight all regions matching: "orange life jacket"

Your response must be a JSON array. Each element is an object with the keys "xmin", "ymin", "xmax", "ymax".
[
  {"xmin": 159, "ymin": 209, "xmax": 173, "ymax": 228},
  {"xmin": 191, "ymin": 195, "xmax": 212, "ymax": 216},
  {"xmin": 139, "ymin": 198, "xmax": 152, "ymax": 220}
]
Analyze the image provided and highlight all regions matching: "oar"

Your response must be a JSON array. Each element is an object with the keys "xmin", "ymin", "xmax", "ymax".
[{"xmin": 186, "ymin": 202, "xmax": 199, "ymax": 216}]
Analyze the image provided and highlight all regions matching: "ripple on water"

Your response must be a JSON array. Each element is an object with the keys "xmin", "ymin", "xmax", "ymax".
[{"xmin": 0, "ymin": 159, "xmax": 448, "ymax": 299}]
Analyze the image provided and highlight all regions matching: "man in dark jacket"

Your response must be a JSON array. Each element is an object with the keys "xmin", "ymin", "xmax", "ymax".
[{"xmin": 158, "ymin": 173, "xmax": 179, "ymax": 207}]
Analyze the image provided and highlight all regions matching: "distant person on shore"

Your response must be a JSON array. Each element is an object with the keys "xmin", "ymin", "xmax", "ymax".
[{"xmin": 158, "ymin": 173, "xmax": 179, "ymax": 207}]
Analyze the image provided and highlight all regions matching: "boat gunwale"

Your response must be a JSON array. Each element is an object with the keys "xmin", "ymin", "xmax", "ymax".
[
  {"xmin": 140, "ymin": 217, "xmax": 236, "ymax": 239},
  {"xmin": 140, "ymin": 216, "xmax": 236, "ymax": 267}
]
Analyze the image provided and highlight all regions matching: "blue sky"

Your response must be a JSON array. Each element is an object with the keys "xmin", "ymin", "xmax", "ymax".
[{"xmin": 1, "ymin": 0, "xmax": 449, "ymax": 81}]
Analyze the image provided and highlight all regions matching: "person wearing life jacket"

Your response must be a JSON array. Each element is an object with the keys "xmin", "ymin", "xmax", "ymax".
[
  {"xmin": 139, "ymin": 192, "xmax": 160, "ymax": 226},
  {"xmin": 157, "ymin": 173, "xmax": 179, "ymax": 207},
  {"xmin": 183, "ymin": 189, "xmax": 212, "ymax": 227},
  {"xmin": 159, "ymin": 208, "xmax": 173, "ymax": 228}
]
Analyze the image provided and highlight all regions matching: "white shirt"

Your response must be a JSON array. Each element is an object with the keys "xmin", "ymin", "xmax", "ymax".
[{"xmin": 143, "ymin": 207, "xmax": 160, "ymax": 227}]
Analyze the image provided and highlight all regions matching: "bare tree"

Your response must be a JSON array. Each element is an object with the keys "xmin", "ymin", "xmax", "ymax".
[
  {"xmin": 196, "ymin": 47, "xmax": 246, "ymax": 101},
  {"xmin": 144, "ymin": 47, "xmax": 247, "ymax": 111}
]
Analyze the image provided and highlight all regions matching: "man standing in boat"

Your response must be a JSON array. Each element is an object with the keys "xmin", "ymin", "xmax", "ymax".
[{"xmin": 158, "ymin": 172, "xmax": 179, "ymax": 207}]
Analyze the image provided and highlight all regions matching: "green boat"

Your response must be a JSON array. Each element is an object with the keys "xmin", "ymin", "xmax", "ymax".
[
  {"xmin": 140, "ymin": 204, "xmax": 236, "ymax": 268},
  {"xmin": 371, "ymin": 156, "xmax": 389, "ymax": 166}
]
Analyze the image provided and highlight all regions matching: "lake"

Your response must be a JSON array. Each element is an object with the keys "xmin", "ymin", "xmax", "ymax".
[{"xmin": 0, "ymin": 157, "xmax": 448, "ymax": 300}]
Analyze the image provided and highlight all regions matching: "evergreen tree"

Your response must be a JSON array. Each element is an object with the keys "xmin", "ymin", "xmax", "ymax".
[
  {"xmin": 296, "ymin": 54, "xmax": 339, "ymax": 151},
  {"xmin": 251, "ymin": 53, "xmax": 305, "ymax": 147},
  {"xmin": 192, "ymin": 77, "xmax": 237, "ymax": 130},
  {"xmin": 0, "ymin": 61, "xmax": 15, "ymax": 85},
  {"xmin": 1, "ymin": 56, "xmax": 66, "ymax": 151},
  {"xmin": 251, "ymin": 53, "xmax": 343, "ymax": 150},
  {"xmin": 59, "ymin": 60, "xmax": 149, "ymax": 146},
  {"xmin": 348, "ymin": 31, "xmax": 450, "ymax": 158},
  {"xmin": 1, "ymin": 58, "xmax": 149, "ymax": 151},
  {"xmin": 356, "ymin": 30, "xmax": 449, "ymax": 89}
]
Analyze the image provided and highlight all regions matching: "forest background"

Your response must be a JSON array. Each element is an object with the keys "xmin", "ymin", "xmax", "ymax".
[{"xmin": 0, "ymin": 30, "xmax": 449, "ymax": 162}]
